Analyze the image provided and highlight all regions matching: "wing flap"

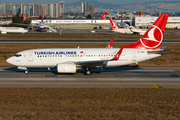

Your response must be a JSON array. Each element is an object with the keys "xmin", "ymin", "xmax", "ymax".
[{"xmin": 61, "ymin": 60, "xmax": 108, "ymax": 68}]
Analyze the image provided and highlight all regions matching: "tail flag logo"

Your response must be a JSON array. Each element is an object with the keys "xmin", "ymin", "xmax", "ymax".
[
  {"xmin": 140, "ymin": 25, "xmax": 163, "ymax": 49},
  {"xmin": 112, "ymin": 21, "xmax": 118, "ymax": 29},
  {"xmin": 102, "ymin": 14, "xmax": 106, "ymax": 19}
]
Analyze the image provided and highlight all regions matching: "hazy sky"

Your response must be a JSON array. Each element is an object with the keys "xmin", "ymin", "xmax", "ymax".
[{"xmin": 0, "ymin": 0, "xmax": 178, "ymax": 5}]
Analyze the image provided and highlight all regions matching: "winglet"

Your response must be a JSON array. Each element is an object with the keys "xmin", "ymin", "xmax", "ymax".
[
  {"xmin": 99, "ymin": 12, "xmax": 107, "ymax": 19},
  {"xmin": 106, "ymin": 39, "xmax": 114, "ymax": 48}
]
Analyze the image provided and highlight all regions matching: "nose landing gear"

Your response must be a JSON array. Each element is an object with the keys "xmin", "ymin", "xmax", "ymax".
[
  {"xmin": 24, "ymin": 70, "xmax": 29, "ymax": 74},
  {"xmin": 85, "ymin": 68, "xmax": 91, "ymax": 75}
]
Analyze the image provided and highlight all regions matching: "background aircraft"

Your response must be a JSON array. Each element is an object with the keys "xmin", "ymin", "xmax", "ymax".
[
  {"xmin": 109, "ymin": 18, "xmax": 147, "ymax": 35},
  {"xmin": 12, "ymin": 10, "xmax": 57, "ymax": 33},
  {"xmin": 0, "ymin": 27, "xmax": 28, "ymax": 34}
]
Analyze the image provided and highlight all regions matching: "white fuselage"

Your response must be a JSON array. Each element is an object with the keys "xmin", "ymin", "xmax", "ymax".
[
  {"xmin": 38, "ymin": 21, "xmax": 46, "ymax": 29},
  {"xmin": 131, "ymin": 28, "xmax": 147, "ymax": 35},
  {"xmin": 0, "ymin": 27, "xmax": 28, "ymax": 34},
  {"xmin": 7, "ymin": 48, "xmax": 161, "ymax": 69},
  {"xmin": 112, "ymin": 28, "xmax": 133, "ymax": 34}
]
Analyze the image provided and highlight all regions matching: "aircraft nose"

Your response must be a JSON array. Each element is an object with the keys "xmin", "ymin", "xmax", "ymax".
[{"xmin": 6, "ymin": 57, "xmax": 13, "ymax": 64}]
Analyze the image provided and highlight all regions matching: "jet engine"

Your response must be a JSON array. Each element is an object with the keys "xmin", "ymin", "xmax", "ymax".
[
  {"xmin": 57, "ymin": 63, "xmax": 77, "ymax": 73},
  {"xmin": 1, "ymin": 31, "xmax": 7, "ymax": 34}
]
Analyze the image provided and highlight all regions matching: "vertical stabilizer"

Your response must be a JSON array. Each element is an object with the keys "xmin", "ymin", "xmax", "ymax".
[
  {"xmin": 123, "ymin": 13, "xmax": 169, "ymax": 49},
  {"xmin": 42, "ymin": 10, "xmax": 44, "ymax": 22},
  {"xmin": 99, "ymin": 12, "xmax": 107, "ymax": 19},
  {"xmin": 109, "ymin": 18, "xmax": 122, "ymax": 29}
]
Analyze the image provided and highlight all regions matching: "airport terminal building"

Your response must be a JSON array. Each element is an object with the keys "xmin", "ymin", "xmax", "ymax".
[
  {"xmin": 132, "ymin": 16, "xmax": 180, "ymax": 29},
  {"xmin": 31, "ymin": 19, "xmax": 122, "ymax": 29},
  {"xmin": 31, "ymin": 16, "xmax": 180, "ymax": 29}
]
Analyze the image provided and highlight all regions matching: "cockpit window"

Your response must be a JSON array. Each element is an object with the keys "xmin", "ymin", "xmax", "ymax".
[{"xmin": 14, "ymin": 54, "xmax": 22, "ymax": 57}]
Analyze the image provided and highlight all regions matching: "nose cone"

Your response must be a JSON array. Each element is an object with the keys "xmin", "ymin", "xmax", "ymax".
[{"xmin": 6, "ymin": 57, "xmax": 13, "ymax": 65}]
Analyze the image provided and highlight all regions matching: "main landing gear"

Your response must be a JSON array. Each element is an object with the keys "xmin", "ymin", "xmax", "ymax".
[
  {"xmin": 24, "ymin": 70, "xmax": 29, "ymax": 74},
  {"xmin": 85, "ymin": 68, "xmax": 91, "ymax": 75}
]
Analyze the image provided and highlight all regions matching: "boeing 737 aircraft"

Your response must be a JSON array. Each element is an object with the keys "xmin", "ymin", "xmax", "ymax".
[
  {"xmin": 109, "ymin": 18, "xmax": 147, "ymax": 35},
  {"xmin": 12, "ymin": 10, "xmax": 57, "ymax": 33},
  {"xmin": 0, "ymin": 27, "xmax": 28, "ymax": 34},
  {"xmin": 109, "ymin": 18, "xmax": 133, "ymax": 34},
  {"xmin": 7, "ymin": 14, "xmax": 169, "ymax": 75}
]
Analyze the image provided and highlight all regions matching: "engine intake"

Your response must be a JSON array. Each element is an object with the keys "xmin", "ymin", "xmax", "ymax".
[{"xmin": 57, "ymin": 63, "xmax": 76, "ymax": 73}]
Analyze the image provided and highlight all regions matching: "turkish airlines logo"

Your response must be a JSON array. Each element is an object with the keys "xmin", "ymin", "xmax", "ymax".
[
  {"xmin": 112, "ymin": 21, "xmax": 118, "ymax": 29},
  {"xmin": 102, "ymin": 14, "xmax": 105, "ymax": 19},
  {"xmin": 140, "ymin": 25, "xmax": 163, "ymax": 49}
]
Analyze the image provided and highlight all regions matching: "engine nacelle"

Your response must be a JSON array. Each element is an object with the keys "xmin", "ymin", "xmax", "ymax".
[
  {"xmin": 1, "ymin": 31, "xmax": 7, "ymax": 34},
  {"xmin": 57, "ymin": 63, "xmax": 76, "ymax": 73}
]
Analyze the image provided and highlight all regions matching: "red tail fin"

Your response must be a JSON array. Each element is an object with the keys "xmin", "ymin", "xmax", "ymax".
[
  {"xmin": 99, "ymin": 12, "xmax": 107, "ymax": 19},
  {"xmin": 111, "ymin": 14, "xmax": 169, "ymax": 61},
  {"xmin": 137, "ymin": 11, "xmax": 141, "ymax": 17},
  {"xmin": 120, "ymin": 12, "xmax": 123, "ymax": 22},
  {"xmin": 42, "ymin": 10, "xmax": 44, "ymax": 22},
  {"xmin": 23, "ymin": 14, "xmax": 27, "ymax": 21},
  {"xmin": 109, "ymin": 18, "xmax": 122, "ymax": 29},
  {"xmin": 123, "ymin": 13, "xmax": 169, "ymax": 49}
]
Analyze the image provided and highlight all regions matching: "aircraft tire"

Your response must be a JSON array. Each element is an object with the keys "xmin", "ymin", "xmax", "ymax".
[
  {"xmin": 24, "ymin": 70, "xmax": 29, "ymax": 74},
  {"xmin": 85, "ymin": 68, "xmax": 91, "ymax": 75}
]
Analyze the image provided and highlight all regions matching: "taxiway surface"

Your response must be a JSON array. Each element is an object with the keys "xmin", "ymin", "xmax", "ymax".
[
  {"xmin": 0, "ymin": 66, "xmax": 180, "ymax": 88},
  {"xmin": 1, "ymin": 39, "xmax": 180, "ymax": 44}
]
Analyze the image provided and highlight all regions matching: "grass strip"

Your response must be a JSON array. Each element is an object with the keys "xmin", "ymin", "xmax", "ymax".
[{"xmin": 0, "ymin": 88, "xmax": 179, "ymax": 119}]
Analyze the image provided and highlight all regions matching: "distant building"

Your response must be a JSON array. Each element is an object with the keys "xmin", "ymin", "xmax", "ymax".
[
  {"xmin": 81, "ymin": 2, "xmax": 84, "ymax": 13},
  {"xmin": 84, "ymin": 1, "xmax": 88, "ymax": 12},
  {"xmin": 21, "ymin": 4, "xmax": 33, "ymax": 16},
  {"xmin": 88, "ymin": 4, "xmax": 94, "ymax": 17},
  {"xmin": 41, "ymin": 4, "xmax": 48, "ymax": 16},
  {"xmin": 81, "ymin": 1, "xmax": 88, "ymax": 14},
  {"xmin": 48, "ymin": 4, "xmax": 55, "ymax": 17},
  {"xmin": 0, "ymin": 3, "xmax": 64, "ymax": 18},
  {"xmin": 32, "ymin": 4, "xmax": 42, "ymax": 16}
]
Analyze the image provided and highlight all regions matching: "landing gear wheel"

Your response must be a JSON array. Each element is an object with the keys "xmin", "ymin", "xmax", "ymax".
[
  {"xmin": 24, "ymin": 70, "xmax": 29, "ymax": 74},
  {"xmin": 85, "ymin": 68, "xmax": 91, "ymax": 75}
]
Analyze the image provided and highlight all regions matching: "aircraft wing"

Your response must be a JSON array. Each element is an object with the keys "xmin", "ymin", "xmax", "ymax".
[
  {"xmin": 11, "ymin": 23, "xmax": 39, "ymax": 27},
  {"xmin": 45, "ymin": 25, "xmax": 57, "ymax": 32},
  {"xmin": 64, "ymin": 60, "xmax": 108, "ymax": 68}
]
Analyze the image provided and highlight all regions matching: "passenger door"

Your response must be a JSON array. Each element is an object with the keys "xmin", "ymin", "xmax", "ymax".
[
  {"xmin": 28, "ymin": 52, "xmax": 33, "ymax": 62},
  {"xmin": 132, "ymin": 51, "xmax": 136, "ymax": 61}
]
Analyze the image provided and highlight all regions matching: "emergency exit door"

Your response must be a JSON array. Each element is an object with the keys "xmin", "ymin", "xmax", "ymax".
[
  {"xmin": 132, "ymin": 51, "xmax": 136, "ymax": 61},
  {"xmin": 28, "ymin": 52, "xmax": 33, "ymax": 62}
]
